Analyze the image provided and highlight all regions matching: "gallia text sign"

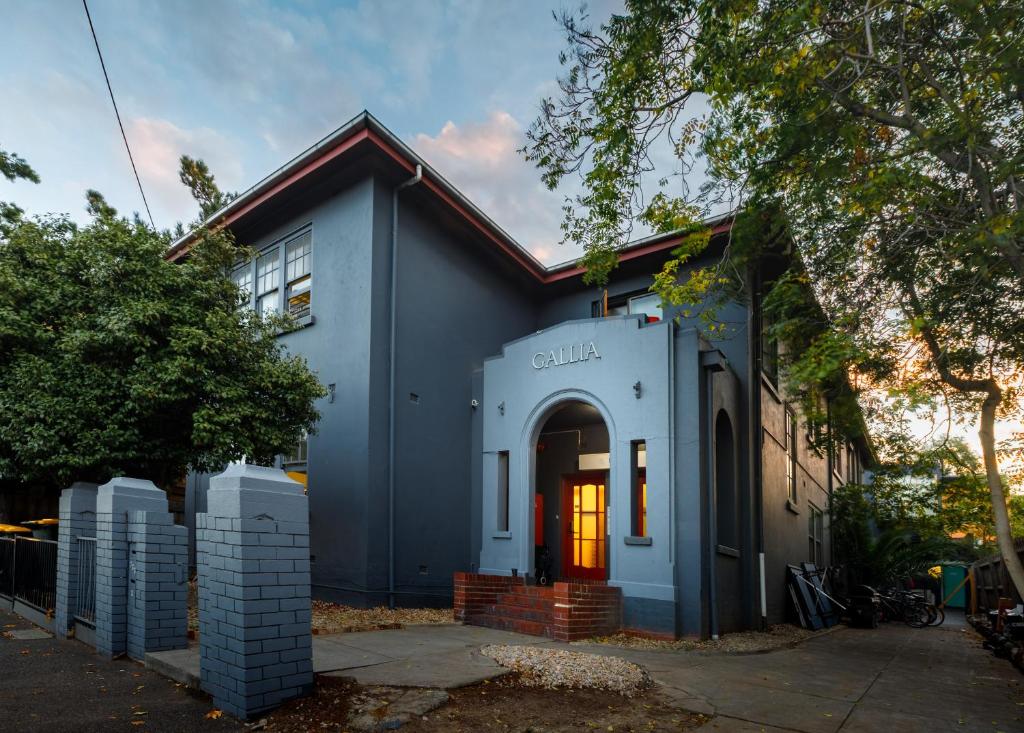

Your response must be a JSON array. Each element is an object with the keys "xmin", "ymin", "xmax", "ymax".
[{"xmin": 532, "ymin": 342, "xmax": 601, "ymax": 370}]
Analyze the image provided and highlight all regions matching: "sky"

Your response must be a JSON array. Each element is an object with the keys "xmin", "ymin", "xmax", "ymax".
[
  {"xmin": 1, "ymin": 0, "xmax": 1019, "ymax": 470},
  {"xmin": 0, "ymin": 0, "xmax": 627, "ymax": 266}
]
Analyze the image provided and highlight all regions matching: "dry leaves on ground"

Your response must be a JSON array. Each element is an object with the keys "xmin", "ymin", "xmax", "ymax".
[
  {"xmin": 581, "ymin": 623, "xmax": 825, "ymax": 653},
  {"xmin": 311, "ymin": 602, "xmax": 453, "ymax": 635}
]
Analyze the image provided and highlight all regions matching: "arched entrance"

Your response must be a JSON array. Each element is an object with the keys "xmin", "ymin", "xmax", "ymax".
[{"xmin": 533, "ymin": 400, "xmax": 610, "ymax": 584}]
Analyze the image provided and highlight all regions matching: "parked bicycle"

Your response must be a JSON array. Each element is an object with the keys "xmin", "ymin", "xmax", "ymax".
[{"xmin": 870, "ymin": 586, "xmax": 945, "ymax": 628}]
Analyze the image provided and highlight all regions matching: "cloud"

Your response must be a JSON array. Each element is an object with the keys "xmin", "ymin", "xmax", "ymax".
[
  {"xmin": 126, "ymin": 117, "xmax": 243, "ymax": 225},
  {"xmin": 413, "ymin": 111, "xmax": 573, "ymax": 265}
]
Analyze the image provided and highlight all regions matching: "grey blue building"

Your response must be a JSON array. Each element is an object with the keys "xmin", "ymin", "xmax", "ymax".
[{"xmin": 174, "ymin": 112, "xmax": 871, "ymax": 638}]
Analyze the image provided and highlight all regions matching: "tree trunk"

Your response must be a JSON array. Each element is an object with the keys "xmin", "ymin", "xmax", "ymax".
[{"xmin": 979, "ymin": 390, "xmax": 1024, "ymax": 603}]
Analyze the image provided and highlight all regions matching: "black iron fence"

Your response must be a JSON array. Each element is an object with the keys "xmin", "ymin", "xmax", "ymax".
[
  {"xmin": 0, "ymin": 538, "xmax": 14, "ymax": 599},
  {"xmin": 11, "ymin": 537, "xmax": 58, "ymax": 613},
  {"xmin": 74, "ymin": 536, "xmax": 97, "ymax": 624}
]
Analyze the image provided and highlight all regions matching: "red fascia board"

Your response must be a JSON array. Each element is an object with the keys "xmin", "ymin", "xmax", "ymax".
[
  {"xmin": 363, "ymin": 130, "xmax": 547, "ymax": 281},
  {"xmin": 542, "ymin": 220, "xmax": 734, "ymax": 284},
  {"xmin": 166, "ymin": 128, "xmax": 374, "ymax": 262}
]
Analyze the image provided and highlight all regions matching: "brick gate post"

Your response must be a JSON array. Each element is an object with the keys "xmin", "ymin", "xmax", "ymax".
[
  {"xmin": 94, "ymin": 478, "xmax": 168, "ymax": 658},
  {"xmin": 54, "ymin": 482, "xmax": 98, "ymax": 639},
  {"xmin": 197, "ymin": 464, "xmax": 312, "ymax": 719}
]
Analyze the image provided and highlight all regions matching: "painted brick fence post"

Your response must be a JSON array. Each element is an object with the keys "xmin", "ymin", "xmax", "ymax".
[
  {"xmin": 126, "ymin": 511, "xmax": 188, "ymax": 661},
  {"xmin": 94, "ymin": 478, "xmax": 169, "ymax": 659},
  {"xmin": 54, "ymin": 482, "xmax": 99, "ymax": 639},
  {"xmin": 197, "ymin": 464, "xmax": 312, "ymax": 720}
]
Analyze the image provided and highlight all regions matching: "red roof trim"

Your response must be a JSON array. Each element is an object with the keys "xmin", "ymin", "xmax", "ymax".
[
  {"xmin": 542, "ymin": 220, "xmax": 734, "ymax": 284},
  {"xmin": 363, "ymin": 130, "xmax": 547, "ymax": 281},
  {"xmin": 167, "ymin": 123, "xmax": 732, "ymax": 283}
]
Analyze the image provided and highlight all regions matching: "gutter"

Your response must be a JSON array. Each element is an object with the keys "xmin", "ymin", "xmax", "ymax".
[{"xmin": 388, "ymin": 164, "xmax": 423, "ymax": 609}]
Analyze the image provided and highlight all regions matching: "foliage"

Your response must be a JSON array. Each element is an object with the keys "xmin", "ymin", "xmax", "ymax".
[
  {"xmin": 526, "ymin": 0, "xmax": 1024, "ymax": 594},
  {"xmin": 0, "ymin": 146, "xmax": 39, "ymax": 229},
  {"xmin": 0, "ymin": 165, "xmax": 325, "ymax": 491},
  {"xmin": 178, "ymin": 155, "xmax": 236, "ymax": 220}
]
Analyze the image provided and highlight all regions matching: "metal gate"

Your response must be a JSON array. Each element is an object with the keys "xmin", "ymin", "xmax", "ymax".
[
  {"xmin": 74, "ymin": 536, "xmax": 97, "ymax": 625},
  {"xmin": 0, "ymin": 538, "xmax": 14, "ymax": 600},
  {"xmin": 12, "ymin": 537, "xmax": 58, "ymax": 613}
]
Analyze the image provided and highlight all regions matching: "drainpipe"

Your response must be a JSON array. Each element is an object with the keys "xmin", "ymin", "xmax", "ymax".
[
  {"xmin": 705, "ymin": 358, "xmax": 719, "ymax": 640},
  {"xmin": 748, "ymin": 262, "xmax": 767, "ymax": 630},
  {"xmin": 389, "ymin": 164, "xmax": 422, "ymax": 609}
]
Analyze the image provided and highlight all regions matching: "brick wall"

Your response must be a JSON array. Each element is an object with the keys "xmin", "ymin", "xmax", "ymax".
[
  {"xmin": 552, "ymin": 582, "xmax": 622, "ymax": 642},
  {"xmin": 453, "ymin": 572, "xmax": 524, "ymax": 621},
  {"xmin": 125, "ymin": 510, "xmax": 188, "ymax": 661}
]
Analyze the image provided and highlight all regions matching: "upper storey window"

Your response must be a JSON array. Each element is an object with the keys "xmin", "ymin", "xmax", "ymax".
[
  {"xmin": 596, "ymin": 290, "xmax": 663, "ymax": 322},
  {"xmin": 285, "ymin": 231, "xmax": 312, "ymax": 319},
  {"xmin": 231, "ymin": 226, "xmax": 313, "ymax": 323},
  {"xmin": 256, "ymin": 248, "xmax": 281, "ymax": 318}
]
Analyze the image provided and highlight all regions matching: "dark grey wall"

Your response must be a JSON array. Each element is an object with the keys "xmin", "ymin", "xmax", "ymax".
[{"xmin": 387, "ymin": 191, "xmax": 539, "ymax": 602}]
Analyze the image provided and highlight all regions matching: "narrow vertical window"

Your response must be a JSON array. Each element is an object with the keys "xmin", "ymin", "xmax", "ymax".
[
  {"xmin": 631, "ymin": 440, "xmax": 647, "ymax": 536},
  {"xmin": 761, "ymin": 310, "xmax": 780, "ymax": 384},
  {"xmin": 282, "ymin": 432, "xmax": 308, "ymax": 495},
  {"xmin": 808, "ymin": 504, "xmax": 824, "ymax": 565},
  {"xmin": 256, "ymin": 248, "xmax": 281, "ymax": 317},
  {"xmin": 496, "ymin": 451, "xmax": 509, "ymax": 532},
  {"xmin": 231, "ymin": 264, "xmax": 253, "ymax": 310},
  {"xmin": 786, "ymin": 406, "xmax": 798, "ymax": 503},
  {"xmin": 715, "ymin": 412, "xmax": 738, "ymax": 549},
  {"xmin": 285, "ymin": 231, "xmax": 312, "ymax": 318}
]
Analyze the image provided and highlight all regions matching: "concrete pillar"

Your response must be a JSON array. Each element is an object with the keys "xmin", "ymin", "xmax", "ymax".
[
  {"xmin": 198, "ymin": 464, "xmax": 312, "ymax": 720},
  {"xmin": 126, "ymin": 510, "xmax": 189, "ymax": 661},
  {"xmin": 94, "ymin": 478, "xmax": 168, "ymax": 658},
  {"xmin": 54, "ymin": 482, "xmax": 99, "ymax": 639}
]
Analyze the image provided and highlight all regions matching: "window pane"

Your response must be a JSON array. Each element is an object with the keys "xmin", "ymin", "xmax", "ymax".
[
  {"xmin": 286, "ymin": 231, "xmax": 312, "ymax": 282},
  {"xmin": 496, "ymin": 451, "xmax": 509, "ymax": 532},
  {"xmin": 258, "ymin": 292, "xmax": 279, "ymax": 317},
  {"xmin": 628, "ymin": 292, "xmax": 662, "ymax": 321},
  {"xmin": 231, "ymin": 265, "xmax": 253, "ymax": 303},
  {"xmin": 288, "ymin": 274, "xmax": 312, "ymax": 318},
  {"xmin": 257, "ymin": 249, "xmax": 280, "ymax": 295}
]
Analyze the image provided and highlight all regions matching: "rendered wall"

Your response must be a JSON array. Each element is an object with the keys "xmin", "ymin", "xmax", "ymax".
[{"xmin": 480, "ymin": 315, "xmax": 681, "ymax": 635}]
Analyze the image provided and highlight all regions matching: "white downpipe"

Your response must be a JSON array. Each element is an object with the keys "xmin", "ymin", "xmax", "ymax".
[{"xmin": 759, "ymin": 551, "xmax": 767, "ymax": 622}]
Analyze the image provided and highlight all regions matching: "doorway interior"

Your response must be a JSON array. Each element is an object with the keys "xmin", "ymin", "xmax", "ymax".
[{"xmin": 534, "ymin": 401, "xmax": 610, "ymax": 583}]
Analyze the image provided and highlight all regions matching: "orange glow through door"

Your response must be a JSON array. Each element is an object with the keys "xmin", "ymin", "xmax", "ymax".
[{"xmin": 562, "ymin": 472, "xmax": 607, "ymax": 580}]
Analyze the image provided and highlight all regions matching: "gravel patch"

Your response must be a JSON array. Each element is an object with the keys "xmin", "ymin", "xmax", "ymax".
[
  {"xmin": 480, "ymin": 644, "xmax": 652, "ymax": 696},
  {"xmin": 581, "ymin": 623, "xmax": 827, "ymax": 653}
]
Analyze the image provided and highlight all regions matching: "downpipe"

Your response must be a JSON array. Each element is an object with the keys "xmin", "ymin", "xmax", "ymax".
[{"xmin": 389, "ymin": 164, "xmax": 422, "ymax": 609}]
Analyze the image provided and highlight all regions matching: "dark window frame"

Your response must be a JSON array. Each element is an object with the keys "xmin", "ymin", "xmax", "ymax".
[{"xmin": 230, "ymin": 224, "xmax": 313, "ymax": 321}]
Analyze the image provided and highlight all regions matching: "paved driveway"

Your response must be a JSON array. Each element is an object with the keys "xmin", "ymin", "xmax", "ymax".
[
  {"xmin": 573, "ymin": 622, "xmax": 1024, "ymax": 732},
  {"xmin": 7, "ymin": 604, "xmax": 1023, "ymax": 732}
]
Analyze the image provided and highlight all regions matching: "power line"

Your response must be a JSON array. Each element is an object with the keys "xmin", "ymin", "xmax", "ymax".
[{"xmin": 82, "ymin": 0, "xmax": 155, "ymax": 229}]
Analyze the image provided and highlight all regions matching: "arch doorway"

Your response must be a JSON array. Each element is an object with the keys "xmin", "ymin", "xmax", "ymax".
[{"xmin": 533, "ymin": 400, "xmax": 610, "ymax": 583}]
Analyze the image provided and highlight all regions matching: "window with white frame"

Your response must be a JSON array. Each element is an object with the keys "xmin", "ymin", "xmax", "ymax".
[
  {"xmin": 808, "ymin": 504, "xmax": 824, "ymax": 565},
  {"xmin": 285, "ymin": 231, "xmax": 312, "ymax": 318},
  {"xmin": 231, "ymin": 264, "xmax": 253, "ymax": 309},
  {"xmin": 256, "ymin": 248, "xmax": 281, "ymax": 317},
  {"xmin": 786, "ymin": 406, "xmax": 798, "ymax": 503}
]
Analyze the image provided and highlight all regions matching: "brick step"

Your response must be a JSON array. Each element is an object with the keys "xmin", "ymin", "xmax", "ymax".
[
  {"xmin": 466, "ymin": 613, "xmax": 554, "ymax": 639},
  {"xmin": 483, "ymin": 603, "xmax": 554, "ymax": 623}
]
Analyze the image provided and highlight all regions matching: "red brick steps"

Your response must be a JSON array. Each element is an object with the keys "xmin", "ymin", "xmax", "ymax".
[{"xmin": 454, "ymin": 572, "xmax": 622, "ymax": 641}]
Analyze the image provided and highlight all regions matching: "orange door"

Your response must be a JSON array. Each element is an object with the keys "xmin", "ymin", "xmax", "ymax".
[{"xmin": 561, "ymin": 472, "xmax": 608, "ymax": 580}]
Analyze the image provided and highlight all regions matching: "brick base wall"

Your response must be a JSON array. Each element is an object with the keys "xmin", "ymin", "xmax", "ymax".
[
  {"xmin": 457, "ymin": 573, "xmax": 623, "ymax": 641},
  {"xmin": 453, "ymin": 572, "xmax": 524, "ymax": 621},
  {"xmin": 552, "ymin": 581, "xmax": 622, "ymax": 641}
]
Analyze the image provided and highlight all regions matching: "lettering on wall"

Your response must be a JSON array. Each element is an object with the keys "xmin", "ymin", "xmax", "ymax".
[{"xmin": 531, "ymin": 342, "xmax": 601, "ymax": 370}]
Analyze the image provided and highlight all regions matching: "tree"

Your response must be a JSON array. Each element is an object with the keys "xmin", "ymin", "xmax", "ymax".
[
  {"xmin": 525, "ymin": 1, "xmax": 1024, "ymax": 595},
  {"xmin": 0, "ymin": 146, "xmax": 39, "ymax": 227},
  {"xmin": 179, "ymin": 155, "xmax": 236, "ymax": 220},
  {"xmin": 0, "ymin": 163, "xmax": 325, "ymax": 492}
]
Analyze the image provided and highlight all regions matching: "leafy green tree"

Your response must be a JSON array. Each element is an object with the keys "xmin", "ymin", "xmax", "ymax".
[
  {"xmin": 0, "ymin": 162, "xmax": 325, "ymax": 493},
  {"xmin": 0, "ymin": 146, "xmax": 39, "ymax": 227},
  {"xmin": 526, "ymin": 0, "xmax": 1024, "ymax": 596},
  {"xmin": 179, "ymin": 155, "xmax": 236, "ymax": 220}
]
